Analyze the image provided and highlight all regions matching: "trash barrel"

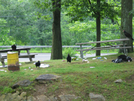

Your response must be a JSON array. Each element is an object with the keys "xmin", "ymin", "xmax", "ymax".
[{"xmin": 7, "ymin": 52, "xmax": 20, "ymax": 71}]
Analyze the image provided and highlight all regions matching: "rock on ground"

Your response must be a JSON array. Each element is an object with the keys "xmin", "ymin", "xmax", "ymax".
[
  {"xmin": 0, "ymin": 93, "xmax": 80, "ymax": 101},
  {"xmin": 35, "ymin": 74, "xmax": 61, "ymax": 83},
  {"xmin": 12, "ymin": 79, "xmax": 32, "ymax": 89},
  {"xmin": 89, "ymin": 93, "xmax": 105, "ymax": 101},
  {"xmin": 59, "ymin": 94, "xmax": 80, "ymax": 101},
  {"xmin": 114, "ymin": 79, "xmax": 123, "ymax": 83},
  {"xmin": 0, "ymin": 91, "xmax": 26, "ymax": 101}
]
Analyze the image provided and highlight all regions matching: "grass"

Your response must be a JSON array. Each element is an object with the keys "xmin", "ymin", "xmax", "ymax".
[{"xmin": 0, "ymin": 53, "xmax": 134, "ymax": 100}]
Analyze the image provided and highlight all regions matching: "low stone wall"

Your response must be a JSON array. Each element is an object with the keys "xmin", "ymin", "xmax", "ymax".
[
  {"xmin": 0, "ymin": 91, "xmax": 80, "ymax": 101},
  {"xmin": 0, "ymin": 74, "xmax": 106, "ymax": 101}
]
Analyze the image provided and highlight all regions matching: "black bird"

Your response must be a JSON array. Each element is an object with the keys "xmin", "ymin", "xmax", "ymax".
[
  {"xmin": 123, "ymin": 30, "xmax": 134, "ymax": 40},
  {"xmin": 11, "ymin": 44, "xmax": 16, "ymax": 51},
  {"xmin": 67, "ymin": 54, "xmax": 71, "ymax": 63},
  {"xmin": 35, "ymin": 61, "xmax": 41, "ymax": 68}
]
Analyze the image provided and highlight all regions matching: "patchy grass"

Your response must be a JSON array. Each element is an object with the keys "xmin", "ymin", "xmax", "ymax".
[{"xmin": 0, "ymin": 53, "xmax": 134, "ymax": 100}]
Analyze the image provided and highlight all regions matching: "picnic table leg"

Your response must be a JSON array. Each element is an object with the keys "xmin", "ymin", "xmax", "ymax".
[
  {"xmin": 80, "ymin": 45, "xmax": 83, "ymax": 59},
  {"xmin": 18, "ymin": 50, "xmax": 20, "ymax": 55},
  {"xmin": 27, "ymin": 50, "xmax": 32, "ymax": 61}
]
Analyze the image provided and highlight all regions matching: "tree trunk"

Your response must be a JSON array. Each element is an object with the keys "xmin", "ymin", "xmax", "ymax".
[
  {"xmin": 51, "ymin": 0, "xmax": 62, "ymax": 59},
  {"xmin": 96, "ymin": 0, "xmax": 101, "ymax": 56},
  {"xmin": 121, "ymin": 0, "xmax": 133, "ymax": 53}
]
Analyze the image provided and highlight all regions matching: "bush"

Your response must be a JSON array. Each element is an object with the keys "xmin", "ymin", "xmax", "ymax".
[{"xmin": 62, "ymin": 48, "xmax": 77, "ymax": 59}]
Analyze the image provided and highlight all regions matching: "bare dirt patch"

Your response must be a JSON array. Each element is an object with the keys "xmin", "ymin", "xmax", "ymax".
[{"xmin": 126, "ymin": 74, "xmax": 134, "ymax": 82}]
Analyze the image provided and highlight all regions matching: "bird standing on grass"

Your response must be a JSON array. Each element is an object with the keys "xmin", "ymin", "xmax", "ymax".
[
  {"xmin": 35, "ymin": 61, "xmax": 41, "ymax": 68},
  {"xmin": 67, "ymin": 54, "xmax": 71, "ymax": 63},
  {"xmin": 123, "ymin": 30, "xmax": 134, "ymax": 40},
  {"xmin": 11, "ymin": 44, "xmax": 16, "ymax": 51}
]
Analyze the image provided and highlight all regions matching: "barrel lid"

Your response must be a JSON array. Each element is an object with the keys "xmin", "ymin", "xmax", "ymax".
[{"xmin": 7, "ymin": 51, "xmax": 18, "ymax": 54}]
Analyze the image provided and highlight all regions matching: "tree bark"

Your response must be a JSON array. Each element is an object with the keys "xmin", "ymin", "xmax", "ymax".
[
  {"xmin": 96, "ymin": 0, "xmax": 101, "ymax": 56},
  {"xmin": 51, "ymin": 0, "xmax": 62, "ymax": 59},
  {"xmin": 121, "ymin": 0, "xmax": 133, "ymax": 52}
]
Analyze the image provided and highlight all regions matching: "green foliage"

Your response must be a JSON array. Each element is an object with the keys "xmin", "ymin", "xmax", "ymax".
[
  {"xmin": 61, "ymin": 13, "xmax": 121, "ymax": 45},
  {"xmin": 0, "ymin": 0, "xmax": 53, "ymax": 45},
  {"xmin": 63, "ymin": 0, "xmax": 120, "ymax": 22},
  {"xmin": 0, "ymin": 0, "xmax": 125, "ymax": 46},
  {"xmin": 1, "ymin": 86, "xmax": 15, "ymax": 94},
  {"xmin": 62, "ymin": 47, "xmax": 77, "ymax": 59}
]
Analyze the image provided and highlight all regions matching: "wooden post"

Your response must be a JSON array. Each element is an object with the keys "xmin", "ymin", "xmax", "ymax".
[
  {"xmin": 0, "ymin": 53, "xmax": 5, "ymax": 67},
  {"xmin": 18, "ymin": 50, "xmax": 20, "ymax": 55},
  {"xmin": 27, "ymin": 50, "xmax": 32, "ymax": 61},
  {"xmin": 80, "ymin": 45, "xmax": 83, "ymax": 59},
  {"xmin": 123, "ymin": 41, "xmax": 126, "ymax": 54},
  {"xmin": 123, "ymin": 41, "xmax": 128, "ymax": 55}
]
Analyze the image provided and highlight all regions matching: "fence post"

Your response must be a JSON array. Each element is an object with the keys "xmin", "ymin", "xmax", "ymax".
[
  {"xmin": 123, "ymin": 41, "xmax": 128, "ymax": 55},
  {"xmin": 80, "ymin": 45, "xmax": 83, "ymax": 59}
]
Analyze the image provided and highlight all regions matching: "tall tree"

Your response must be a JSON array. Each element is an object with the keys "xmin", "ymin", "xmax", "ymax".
[
  {"xmin": 88, "ymin": 0, "xmax": 101, "ymax": 56},
  {"xmin": 64, "ymin": 0, "xmax": 118, "ymax": 56},
  {"xmin": 96, "ymin": 0, "xmax": 101, "ymax": 56},
  {"xmin": 34, "ymin": 0, "xmax": 62, "ymax": 59},
  {"xmin": 121, "ymin": 0, "xmax": 133, "ymax": 52},
  {"xmin": 51, "ymin": 0, "xmax": 62, "ymax": 59}
]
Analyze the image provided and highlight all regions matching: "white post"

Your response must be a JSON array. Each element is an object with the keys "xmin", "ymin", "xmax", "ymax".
[{"xmin": 0, "ymin": 53, "xmax": 5, "ymax": 67}]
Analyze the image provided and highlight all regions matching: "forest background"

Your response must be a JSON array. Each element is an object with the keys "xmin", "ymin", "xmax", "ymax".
[
  {"xmin": 0, "ymin": 0, "xmax": 128, "ymax": 46},
  {"xmin": 0, "ymin": 0, "xmax": 134, "ymax": 58}
]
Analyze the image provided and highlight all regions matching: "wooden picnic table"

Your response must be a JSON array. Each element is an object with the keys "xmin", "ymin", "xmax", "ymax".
[
  {"xmin": 0, "ymin": 47, "xmax": 37, "ymax": 67},
  {"xmin": 76, "ymin": 38, "xmax": 132, "ymax": 58}
]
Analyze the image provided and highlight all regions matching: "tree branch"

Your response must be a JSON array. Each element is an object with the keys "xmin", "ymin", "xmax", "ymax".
[{"xmin": 87, "ymin": 0, "xmax": 97, "ymax": 15}]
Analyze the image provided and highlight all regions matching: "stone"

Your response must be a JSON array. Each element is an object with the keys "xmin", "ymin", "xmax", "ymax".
[
  {"xmin": 49, "ymin": 96, "xmax": 58, "ymax": 101},
  {"xmin": 35, "ymin": 74, "xmax": 61, "ymax": 83},
  {"xmin": 0, "ymin": 92, "xmax": 27, "ymax": 101},
  {"xmin": 59, "ymin": 94, "xmax": 79, "ymax": 101},
  {"xmin": 5, "ymin": 93, "xmax": 12, "ymax": 101},
  {"xmin": 17, "ymin": 92, "xmax": 26, "ymax": 101},
  {"xmin": 12, "ymin": 91, "xmax": 20, "ymax": 99},
  {"xmin": 1, "ymin": 93, "xmax": 14, "ymax": 101},
  {"xmin": 0, "ymin": 94, "xmax": 80, "ymax": 101},
  {"xmin": 7, "ymin": 91, "xmax": 26, "ymax": 101},
  {"xmin": 114, "ymin": 79, "xmax": 123, "ymax": 83},
  {"xmin": 14, "ymin": 96, "xmax": 21, "ymax": 101},
  {"xmin": 36, "ymin": 95, "xmax": 49, "ymax": 101},
  {"xmin": 12, "ymin": 79, "xmax": 32, "ymax": 89},
  {"xmin": 27, "ymin": 96, "xmax": 37, "ymax": 101},
  {"xmin": 0, "ymin": 95, "xmax": 6, "ymax": 101},
  {"xmin": 89, "ymin": 93, "xmax": 105, "ymax": 101},
  {"xmin": 20, "ymin": 92, "xmax": 26, "ymax": 98}
]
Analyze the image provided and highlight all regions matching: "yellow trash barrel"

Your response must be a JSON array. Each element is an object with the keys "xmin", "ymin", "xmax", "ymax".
[{"xmin": 7, "ymin": 52, "xmax": 20, "ymax": 71}]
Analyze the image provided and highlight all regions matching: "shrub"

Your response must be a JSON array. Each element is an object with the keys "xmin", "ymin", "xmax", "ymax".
[{"xmin": 62, "ymin": 48, "xmax": 77, "ymax": 59}]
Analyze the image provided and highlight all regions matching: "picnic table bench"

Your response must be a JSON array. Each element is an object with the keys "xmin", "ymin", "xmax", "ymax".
[
  {"xmin": 76, "ymin": 38, "xmax": 132, "ymax": 58},
  {"xmin": 0, "ymin": 47, "xmax": 37, "ymax": 67}
]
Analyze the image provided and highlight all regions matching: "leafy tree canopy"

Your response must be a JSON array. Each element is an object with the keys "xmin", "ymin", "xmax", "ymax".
[{"xmin": 63, "ymin": 0, "xmax": 120, "ymax": 22}]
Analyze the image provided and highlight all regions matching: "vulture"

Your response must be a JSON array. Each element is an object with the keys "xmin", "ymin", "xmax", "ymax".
[
  {"xmin": 11, "ymin": 44, "xmax": 16, "ymax": 51},
  {"xmin": 35, "ymin": 61, "xmax": 41, "ymax": 68},
  {"xmin": 67, "ymin": 54, "xmax": 71, "ymax": 63},
  {"xmin": 123, "ymin": 30, "xmax": 134, "ymax": 40}
]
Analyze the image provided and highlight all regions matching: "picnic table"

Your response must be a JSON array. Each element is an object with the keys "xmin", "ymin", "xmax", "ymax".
[
  {"xmin": 0, "ymin": 47, "xmax": 37, "ymax": 67},
  {"xmin": 76, "ymin": 38, "xmax": 132, "ymax": 58}
]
